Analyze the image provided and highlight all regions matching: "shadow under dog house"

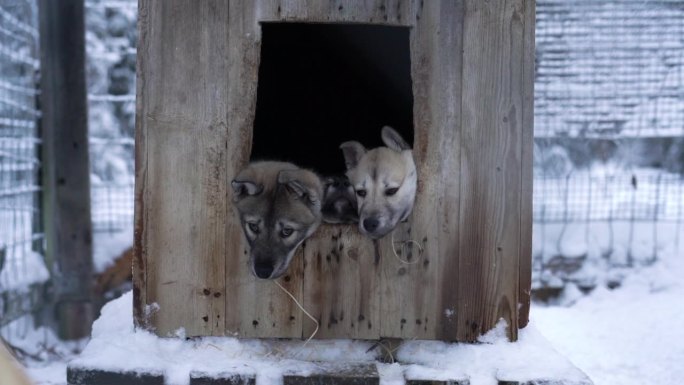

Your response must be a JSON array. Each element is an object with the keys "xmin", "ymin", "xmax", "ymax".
[{"xmin": 134, "ymin": 0, "xmax": 534, "ymax": 343}]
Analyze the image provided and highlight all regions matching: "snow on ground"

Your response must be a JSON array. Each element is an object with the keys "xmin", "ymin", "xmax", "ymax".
[
  {"xmin": 532, "ymin": 243, "xmax": 684, "ymax": 385},
  {"xmin": 16, "ymin": 241, "xmax": 683, "ymax": 385},
  {"xmin": 0, "ymin": 250, "xmax": 49, "ymax": 291},
  {"xmin": 25, "ymin": 292, "xmax": 584, "ymax": 385},
  {"xmin": 2, "ymin": 316, "xmax": 85, "ymax": 385},
  {"xmin": 92, "ymin": 226, "xmax": 133, "ymax": 273}
]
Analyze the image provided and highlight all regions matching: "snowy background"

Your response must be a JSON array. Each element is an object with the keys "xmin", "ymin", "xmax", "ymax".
[{"xmin": 0, "ymin": 0, "xmax": 682, "ymax": 384}]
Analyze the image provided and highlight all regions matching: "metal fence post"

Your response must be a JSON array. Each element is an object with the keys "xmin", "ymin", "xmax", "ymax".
[{"xmin": 38, "ymin": 0, "xmax": 94, "ymax": 340}]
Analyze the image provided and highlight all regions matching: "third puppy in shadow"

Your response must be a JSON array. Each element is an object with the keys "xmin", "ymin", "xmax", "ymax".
[{"xmin": 321, "ymin": 175, "xmax": 359, "ymax": 224}]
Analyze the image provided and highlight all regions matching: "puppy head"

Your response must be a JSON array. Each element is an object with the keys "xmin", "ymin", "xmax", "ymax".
[
  {"xmin": 232, "ymin": 165, "xmax": 322, "ymax": 279},
  {"xmin": 340, "ymin": 126, "xmax": 417, "ymax": 239},
  {"xmin": 321, "ymin": 175, "xmax": 359, "ymax": 224}
]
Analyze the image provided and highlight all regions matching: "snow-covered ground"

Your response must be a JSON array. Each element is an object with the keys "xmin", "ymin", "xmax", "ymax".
[
  {"xmin": 532, "ymin": 243, "xmax": 684, "ymax": 385},
  {"xmin": 32, "ymin": 292, "xmax": 587, "ymax": 385},
  {"xmin": 11, "ymin": 240, "xmax": 681, "ymax": 385}
]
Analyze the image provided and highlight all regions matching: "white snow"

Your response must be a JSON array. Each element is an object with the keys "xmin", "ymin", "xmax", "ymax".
[
  {"xmin": 2, "ymin": 316, "xmax": 86, "ymax": 385},
  {"xmin": 15, "ymin": 240, "xmax": 681, "ymax": 385},
  {"xmin": 56, "ymin": 293, "xmax": 584, "ymax": 385},
  {"xmin": 0, "ymin": 250, "xmax": 49, "ymax": 291},
  {"xmin": 92, "ymin": 226, "xmax": 132, "ymax": 272},
  {"xmin": 533, "ymin": 243, "xmax": 684, "ymax": 385}
]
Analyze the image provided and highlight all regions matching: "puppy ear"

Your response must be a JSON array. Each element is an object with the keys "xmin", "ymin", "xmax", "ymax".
[
  {"xmin": 340, "ymin": 141, "xmax": 366, "ymax": 170},
  {"xmin": 278, "ymin": 169, "xmax": 322, "ymax": 208},
  {"xmin": 381, "ymin": 126, "xmax": 411, "ymax": 151},
  {"xmin": 231, "ymin": 180, "xmax": 263, "ymax": 201}
]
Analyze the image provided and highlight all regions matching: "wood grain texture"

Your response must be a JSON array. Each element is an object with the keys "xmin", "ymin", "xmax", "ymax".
[
  {"xmin": 256, "ymin": 0, "xmax": 415, "ymax": 25},
  {"xmin": 457, "ymin": 0, "xmax": 526, "ymax": 342},
  {"xmin": 301, "ymin": 225, "xmax": 379, "ymax": 339},
  {"xmin": 378, "ymin": 0, "xmax": 464, "ymax": 340},
  {"xmin": 134, "ymin": 0, "xmax": 228, "ymax": 336},
  {"xmin": 136, "ymin": 0, "xmax": 533, "ymax": 341},
  {"xmin": 38, "ymin": 0, "xmax": 94, "ymax": 339},
  {"xmin": 518, "ymin": 0, "xmax": 535, "ymax": 330},
  {"xmin": 224, "ymin": 0, "xmax": 305, "ymax": 339}
]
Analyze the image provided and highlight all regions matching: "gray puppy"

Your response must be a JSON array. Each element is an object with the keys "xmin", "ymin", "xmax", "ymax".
[{"xmin": 232, "ymin": 161, "xmax": 323, "ymax": 279}]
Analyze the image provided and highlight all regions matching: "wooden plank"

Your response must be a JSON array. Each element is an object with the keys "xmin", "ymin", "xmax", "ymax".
[
  {"xmin": 456, "ymin": 0, "xmax": 525, "ymax": 342},
  {"xmin": 301, "ymin": 225, "xmax": 379, "ymax": 339},
  {"xmin": 134, "ymin": 0, "xmax": 228, "ymax": 336},
  {"xmin": 190, "ymin": 371, "xmax": 256, "ymax": 385},
  {"xmin": 132, "ymin": 0, "xmax": 149, "ymax": 332},
  {"xmin": 224, "ymin": 0, "xmax": 304, "ymax": 339},
  {"xmin": 38, "ymin": 0, "xmax": 94, "ymax": 340},
  {"xmin": 283, "ymin": 362, "xmax": 379, "ymax": 385},
  {"xmin": 518, "ymin": 0, "xmax": 535, "ymax": 330},
  {"xmin": 378, "ymin": 0, "xmax": 464, "ymax": 340},
  {"xmin": 66, "ymin": 367, "xmax": 164, "ymax": 385},
  {"xmin": 256, "ymin": 0, "xmax": 414, "ymax": 25}
]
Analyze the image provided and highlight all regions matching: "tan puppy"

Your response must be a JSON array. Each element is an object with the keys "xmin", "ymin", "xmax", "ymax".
[{"xmin": 340, "ymin": 126, "xmax": 417, "ymax": 239}]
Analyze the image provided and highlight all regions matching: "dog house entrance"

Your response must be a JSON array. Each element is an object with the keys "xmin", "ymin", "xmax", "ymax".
[{"xmin": 251, "ymin": 23, "xmax": 414, "ymax": 175}]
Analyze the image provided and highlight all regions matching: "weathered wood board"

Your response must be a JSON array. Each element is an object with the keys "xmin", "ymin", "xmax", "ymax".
[
  {"xmin": 456, "ymin": 0, "xmax": 528, "ymax": 341},
  {"xmin": 134, "ymin": 1, "xmax": 229, "ymax": 336},
  {"xmin": 134, "ymin": 0, "xmax": 534, "ymax": 342}
]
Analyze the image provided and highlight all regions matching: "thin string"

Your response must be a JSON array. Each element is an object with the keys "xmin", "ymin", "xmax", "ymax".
[
  {"xmin": 390, "ymin": 229, "xmax": 424, "ymax": 265},
  {"xmin": 274, "ymin": 280, "xmax": 319, "ymax": 346}
]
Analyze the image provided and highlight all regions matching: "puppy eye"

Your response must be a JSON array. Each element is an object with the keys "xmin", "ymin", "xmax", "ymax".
[
  {"xmin": 356, "ymin": 189, "xmax": 367, "ymax": 198},
  {"xmin": 280, "ymin": 227, "xmax": 294, "ymax": 238},
  {"xmin": 385, "ymin": 188, "xmax": 399, "ymax": 196},
  {"xmin": 248, "ymin": 223, "xmax": 260, "ymax": 233}
]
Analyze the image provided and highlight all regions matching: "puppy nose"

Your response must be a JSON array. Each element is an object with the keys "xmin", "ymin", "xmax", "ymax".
[
  {"xmin": 254, "ymin": 261, "xmax": 274, "ymax": 279},
  {"xmin": 363, "ymin": 218, "xmax": 380, "ymax": 233}
]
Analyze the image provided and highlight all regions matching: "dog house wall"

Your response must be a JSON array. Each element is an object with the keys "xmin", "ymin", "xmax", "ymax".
[{"xmin": 133, "ymin": 0, "xmax": 535, "ymax": 342}]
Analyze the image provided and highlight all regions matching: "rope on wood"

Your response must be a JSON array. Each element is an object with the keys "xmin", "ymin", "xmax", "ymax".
[
  {"xmin": 390, "ymin": 229, "xmax": 424, "ymax": 265},
  {"xmin": 274, "ymin": 280, "xmax": 319, "ymax": 345}
]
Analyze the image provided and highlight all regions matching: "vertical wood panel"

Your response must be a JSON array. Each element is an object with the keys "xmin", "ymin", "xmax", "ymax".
[
  {"xmin": 224, "ymin": 0, "xmax": 304, "ymax": 339},
  {"xmin": 301, "ymin": 226, "xmax": 379, "ymax": 339},
  {"xmin": 135, "ymin": 0, "xmax": 228, "ymax": 336},
  {"xmin": 457, "ymin": 0, "xmax": 525, "ymax": 342},
  {"xmin": 136, "ymin": 0, "xmax": 531, "ymax": 341},
  {"xmin": 518, "ymin": 0, "xmax": 535, "ymax": 330},
  {"xmin": 256, "ymin": 0, "xmax": 414, "ymax": 25},
  {"xmin": 38, "ymin": 0, "xmax": 94, "ymax": 340},
  {"xmin": 379, "ymin": 0, "xmax": 464, "ymax": 340},
  {"xmin": 132, "ymin": 0, "xmax": 150, "ymax": 331}
]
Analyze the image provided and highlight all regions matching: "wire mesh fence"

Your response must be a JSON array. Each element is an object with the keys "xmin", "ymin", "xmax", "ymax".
[
  {"xmin": 3, "ymin": 1, "xmax": 684, "ymax": 332},
  {"xmin": 0, "ymin": 0, "xmax": 47, "ymax": 333},
  {"xmin": 81, "ymin": 0, "xmax": 684, "ymax": 290},
  {"xmin": 534, "ymin": 0, "xmax": 684, "ymax": 289},
  {"xmin": 86, "ymin": 0, "xmax": 136, "ymax": 235},
  {"xmin": 533, "ymin": 172, "xmax": 684, "ymax": 289}
]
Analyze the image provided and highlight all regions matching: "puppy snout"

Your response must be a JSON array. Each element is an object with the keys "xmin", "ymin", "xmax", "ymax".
[
  {"xmin": 254, "ymin": 260, "xmax": 274, "ymax": 279},
  {"xmin": 362, "ymin": 218, "xmax": 380, "ymax": 233}
]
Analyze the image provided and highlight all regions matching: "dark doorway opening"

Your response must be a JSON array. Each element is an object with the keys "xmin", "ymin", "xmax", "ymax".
[{"xmin": 251, "ymin": 23, "xmax": 414, "ymax": 175}]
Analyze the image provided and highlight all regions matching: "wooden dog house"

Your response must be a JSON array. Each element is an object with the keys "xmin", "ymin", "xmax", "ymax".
[{"xmin": 134, "ymin": 0, "xmax": 534, "ymax": 342}]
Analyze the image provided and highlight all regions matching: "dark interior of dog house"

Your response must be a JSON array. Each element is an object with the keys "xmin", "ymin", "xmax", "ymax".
[{"xmin": 251, "ymin": 23, "xmax": 414, "ymax": 175}]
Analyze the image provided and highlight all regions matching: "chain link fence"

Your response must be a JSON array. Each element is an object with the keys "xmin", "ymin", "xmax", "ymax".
[
  {"xmin": 86, "ymin": 0, "xmax": 136, "ymax": 236},
  {"xmin": 81, "ymin": 0, "xmax": 684, "ymax": 290},
  {"xmin": 534, "ymin": 0, "xmax": 684, "ymax": 289},
  {"xmin": 0, "ymin": 0, "xmax": 47, "ymax": 336},
  {"xmin": 2, "ymin": 1, "xmax": 684, "ymax": 334}
]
